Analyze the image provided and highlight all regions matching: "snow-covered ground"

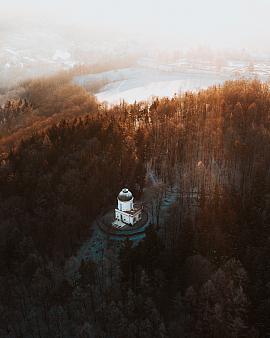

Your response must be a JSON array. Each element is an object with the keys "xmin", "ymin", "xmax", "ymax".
[
  {"xmin": 74, "ymin": 66, "xmax": 231, "ymax": 104},
  {"xmin": 74, "ymin": 56, "xmax": 270, "ymax": 104}
]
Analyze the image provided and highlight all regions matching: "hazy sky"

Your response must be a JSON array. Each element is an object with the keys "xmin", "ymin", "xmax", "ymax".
[{"xmin": 2, "ymin": 0, "xmax": 270, "ymax": 50}]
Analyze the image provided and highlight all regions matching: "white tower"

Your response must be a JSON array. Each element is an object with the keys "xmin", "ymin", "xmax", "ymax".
[
  {"xmin": 117, "ymin": 188, "xmax": 134, "ymax": 211},
  {"xmin": 114, "ymin": 188, "xmax": 142, "ymax": 227}
]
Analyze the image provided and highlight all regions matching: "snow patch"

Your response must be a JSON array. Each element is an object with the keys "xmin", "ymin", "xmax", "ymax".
[{"xmin": 75, "ymin": 66, "xmax": 230, "ymax": 104}]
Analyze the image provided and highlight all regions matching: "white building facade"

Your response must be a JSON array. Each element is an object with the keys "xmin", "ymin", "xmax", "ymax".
[{"xmin": 114, "ymin": 188, "xmax": 142, "ymax": 226}]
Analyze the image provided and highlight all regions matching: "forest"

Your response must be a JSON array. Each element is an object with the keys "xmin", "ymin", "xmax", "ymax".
[{"xmin": 0, "ymin": 76, "xmax": 270, "ymax": 337}]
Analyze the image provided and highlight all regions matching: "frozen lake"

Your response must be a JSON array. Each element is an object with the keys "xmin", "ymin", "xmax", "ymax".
[{"xmin": 74, "ymin": 66, "xmax": 232, "ymax": 104}]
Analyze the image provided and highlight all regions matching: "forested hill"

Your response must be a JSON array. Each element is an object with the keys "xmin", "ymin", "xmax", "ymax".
[
  {"xmin": 0, "ymin": 60, "xmax": 137, "ymax": 150},
  {"xmin": 1, "ymin": 79, "xmax": 270, "ymax": 337},
  {"xmin": 0, "ymin": 72, "xmax": 98, "ymax": 151}
]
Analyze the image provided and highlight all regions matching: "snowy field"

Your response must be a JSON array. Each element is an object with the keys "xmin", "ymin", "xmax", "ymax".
[{"xmin": 74, "ymin": 67, "xmax": 231, "ymax": 104}]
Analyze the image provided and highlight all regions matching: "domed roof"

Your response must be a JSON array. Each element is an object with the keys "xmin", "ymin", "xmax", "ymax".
[{"xmin": 118, "ymin": 188, "xmax": 133, "ymax": 202}]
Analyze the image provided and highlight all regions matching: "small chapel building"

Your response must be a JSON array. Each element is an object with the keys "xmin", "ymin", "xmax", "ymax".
[{"xmin": 114, "ymin": 188, "xmax": 142, "ymax": 227}]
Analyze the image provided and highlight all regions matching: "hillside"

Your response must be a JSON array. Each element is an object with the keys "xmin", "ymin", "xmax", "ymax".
[
  {"xmin": 0, "ymin": 71, "xmax": 98, "ymax": 151},
  {"xmin": 0, "ymin": 79, "xmax": 270, "ymax": 337}
]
